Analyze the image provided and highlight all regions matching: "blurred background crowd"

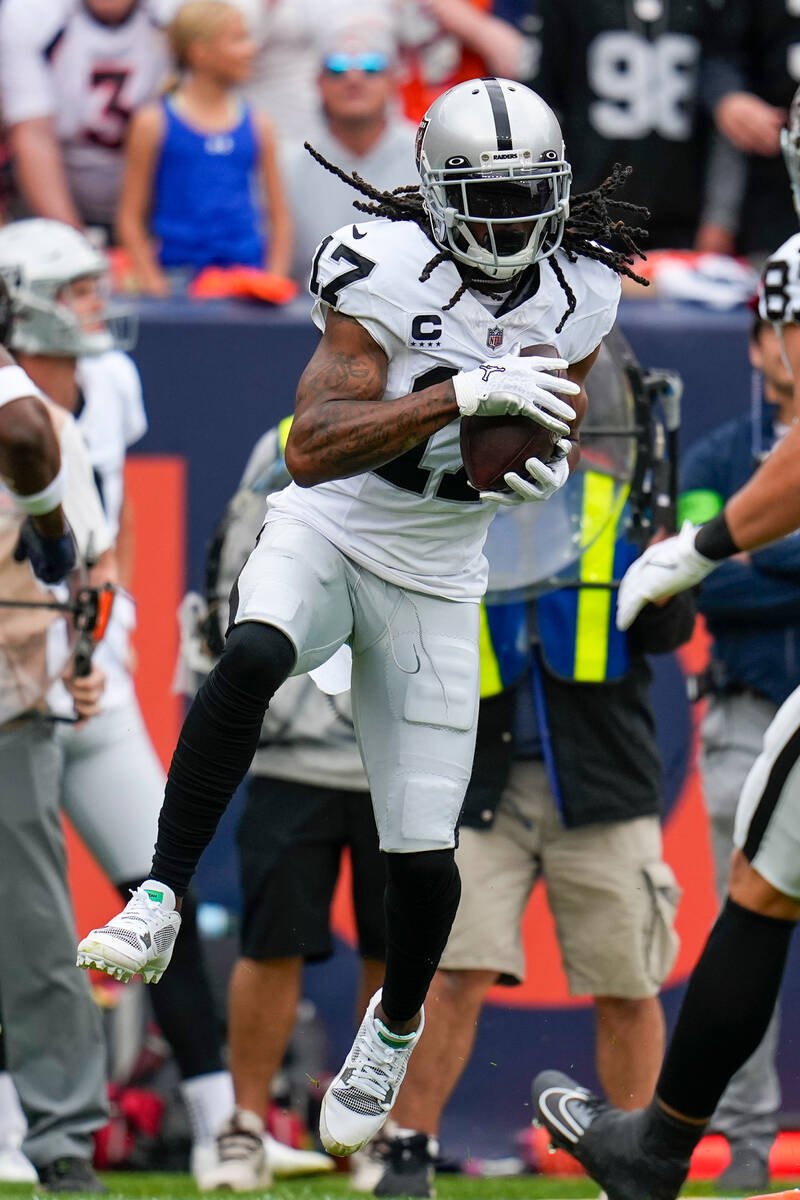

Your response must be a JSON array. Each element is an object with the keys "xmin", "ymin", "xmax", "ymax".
[
  {"xmin": 2, "ymin": 0, "xmax": 800, "ymax": 1195},
  {"xmin": 2, "ymin": 0, "xmax": 800, "ymax": 291}
]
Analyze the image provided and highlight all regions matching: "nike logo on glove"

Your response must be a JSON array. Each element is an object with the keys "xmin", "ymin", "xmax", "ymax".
[{"xmin": 352, "ymin": 225, "xmax": 367, "ymax": 239}]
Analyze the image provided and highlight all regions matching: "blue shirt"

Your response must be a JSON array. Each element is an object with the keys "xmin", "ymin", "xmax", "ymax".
[
  {"xmin": 680, "ymin": 406, "xmax": 800, "ymax": 706},
  {"xmin": 153, "ymin": 98, "xmax": 265, "ymax": 270}
]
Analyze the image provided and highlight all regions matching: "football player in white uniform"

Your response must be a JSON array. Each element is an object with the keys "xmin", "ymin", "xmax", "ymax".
[
  {"xmin": 0, "ymin": 0, "xmax": 167, "ymax": 230},
  {"xmin": 0, "ymin": 219, "xmax": 237, "ymax": 1188},
  {"xmin": 78, "ymin": 77, "xmax": 648, "ymax": 1157},
  {"xmin": 531, "ymin": 81, "xmax": 800, "ymax": 1200},
  {"xmin": 0, "ymin": 276, "xmax": 112, "ymax": 1193}
]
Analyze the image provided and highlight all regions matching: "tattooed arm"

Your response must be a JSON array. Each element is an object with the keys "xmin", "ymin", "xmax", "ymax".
[{"xmin": 286, "ymin": 310, "xmax": 459, "ymax": 487}]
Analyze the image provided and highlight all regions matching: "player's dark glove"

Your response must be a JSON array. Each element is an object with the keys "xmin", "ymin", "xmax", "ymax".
[{"xmin": 13, "ymin": 517, "xmax": 76, "ymax": 584}]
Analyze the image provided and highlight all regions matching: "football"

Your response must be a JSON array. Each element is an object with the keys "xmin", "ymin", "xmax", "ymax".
[{"xmin": 460, "ymin": 344, "xmax": 568, "ymax": 493}]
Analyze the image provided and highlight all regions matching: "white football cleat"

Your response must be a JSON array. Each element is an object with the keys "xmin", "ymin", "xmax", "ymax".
[
  {"xmin": 76, "ymin": 880, "xmax": 181, "ymax": 983},
  {"xmin": 265, "ymin": 1133, "xmax": 334, "ymax": 1177},
  {"xmin": 181, "ymin": 1068, "xmax": 236, "ymax": 1188},
  {"xmin": 0, "ymin": 1147, "xmax": 37, "ymax": 1183},
  {"xmin": 0, "ymin": 1072, "xmax": 36, "ymax": 1183},
  {"xmin": 349, "ymin": 1131, "xmax": 391, "ymax": 1193},
  {"xmin": 320, "ymin": 990, "xmax": 424, "ymax": 1157},
  {"xmin": 198, "ymin": 1108, "xmax": 271, "ymax": 1192},
  {"xmin": 188, "ymin": 1141, "xmax": 217, "ymax": 1191}
]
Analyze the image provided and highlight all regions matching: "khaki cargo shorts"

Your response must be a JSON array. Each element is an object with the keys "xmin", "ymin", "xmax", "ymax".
[{"xmin": 442, "ymin": 758, "xmax": 681, "ymax": 997}]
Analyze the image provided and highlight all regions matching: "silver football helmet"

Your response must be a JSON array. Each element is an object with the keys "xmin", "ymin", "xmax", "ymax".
[
  {"xmin": 0, "ymin": 219, "xmax": 136, "ymax": 357},
  {"xmin": 416, "ymin": 77, "xmax": 571, "ymax": 280},
  {"xmin": 782, "ymin": 84, "xmax": 800, "ymax": 220}
]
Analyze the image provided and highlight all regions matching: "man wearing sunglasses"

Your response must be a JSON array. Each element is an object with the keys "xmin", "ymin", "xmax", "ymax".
[{"xmin": 283, "ymin": 30, "xmax": 417, "ymax": 283}]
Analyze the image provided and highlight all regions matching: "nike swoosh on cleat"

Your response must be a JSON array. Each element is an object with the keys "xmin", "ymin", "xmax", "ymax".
[
  {"xmin": 538, "ymin": 1086, "xmax": 592, "ymax": 1145},
  {"xmin": 141, "ymin": 932, "xmax": 152, "ymax": 948}
]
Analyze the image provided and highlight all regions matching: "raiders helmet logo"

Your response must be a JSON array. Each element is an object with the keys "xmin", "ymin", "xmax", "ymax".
[{"xmin": 487, "ymin": 325, "xmax": 504, "ymax": 350}]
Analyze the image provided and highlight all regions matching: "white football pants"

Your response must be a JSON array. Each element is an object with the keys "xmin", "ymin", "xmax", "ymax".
[
  {"xmin": 734, "ymin": 681, "xmax": 800, "ymax": 901},
  {"xmin": 231, "ymin": 517, "xmax": 481, "ymax": 853}
]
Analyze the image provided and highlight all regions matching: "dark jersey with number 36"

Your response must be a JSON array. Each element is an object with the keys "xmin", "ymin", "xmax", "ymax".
[
  {"xmin": 267, "ymin": 218, "xmax": 620, "ymax": 603},
  {"xmin": 528, "ymin": 0, "xmax": 719, "ymax": 248}
]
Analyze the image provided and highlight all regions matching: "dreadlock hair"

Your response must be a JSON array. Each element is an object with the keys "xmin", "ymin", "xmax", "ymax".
[{"xmin": 305, "ymin": 143, "xmax": 649, "ymax": 331}]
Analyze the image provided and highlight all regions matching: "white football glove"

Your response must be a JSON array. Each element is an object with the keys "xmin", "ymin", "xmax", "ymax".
[
  {"xmin": 616, "ymin": 520, "xmax": 717, "ymax": 631},
  {"xmin": 453, "ymin": 353, "xmax": 580, "ymax": 436},
  {"xmin": 481, "ymin": 438, "xmax": 572, "ymax": 506}
]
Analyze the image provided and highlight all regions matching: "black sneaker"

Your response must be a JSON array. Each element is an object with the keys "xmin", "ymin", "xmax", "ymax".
[
  {"xmin": 715, "ymin": 1140, "xmax": 770, "ymax": 1193},
  {"xmin": 533, "ymin": 1071, "xmax": 689, "ymax": 1200},
  {"xmin": 36, "ymin": 1157, "xmax": 107, "ymax": 1193},
  {"xmin": 374, "ymin": 1130, "xmax": 438, "ymax": 1198}
]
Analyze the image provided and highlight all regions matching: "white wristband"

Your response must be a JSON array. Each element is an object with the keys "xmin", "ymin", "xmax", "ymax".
[
  {"xmin": 7, "ymin": 463, "xmax": 65, "ymax": 516},
  {"xmin": 0, "ymin": 365, "xmax": 38, "ymax": 410}
]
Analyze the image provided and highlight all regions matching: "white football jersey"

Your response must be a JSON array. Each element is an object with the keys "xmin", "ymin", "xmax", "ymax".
[
  {"xmin": 269, "ymin": 218, "xmax": 621, "ymax": 602},
  {"xmin": 760, "ymin": 232, "xmax": 800, "ymax": 326},
  {"xmin": 49, "ymin": 351, "xmax": 148, "ymax": 716},
  {"xmin": 0, "ymin": 0, "xmax": 168, "ymax": 225},
  {"xmin": 75, "ymin": 350, "xmax": 148, "ymax": 541},
  {"xmin": 0, "ymin": 400, "xmax": 111, "ymax": 722}
]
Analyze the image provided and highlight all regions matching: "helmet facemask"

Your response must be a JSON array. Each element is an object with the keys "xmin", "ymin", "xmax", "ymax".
[
  {"xmin": 782, "ymin": 86, "xmax": 800, "ymax": 222},
  {"xmin": 420, "ymin": 149, "xmax": 571, "ymax": 280},
  {"xmin": 8, "ymin": 270, "xmax": 137, "ymax": 358},
  {"xmin": 0, "ymin": 220, "xmax": 137, "ymax": 358}
]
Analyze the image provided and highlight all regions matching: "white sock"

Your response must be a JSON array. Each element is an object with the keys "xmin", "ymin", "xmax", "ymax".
[
  {"xmin": 0, "ymin": 1073, "xmax": 26, "ymax": 1148},
  {"xmin": 180, "ymin": 1070, "xmax": 234, "ymax": 1142}
]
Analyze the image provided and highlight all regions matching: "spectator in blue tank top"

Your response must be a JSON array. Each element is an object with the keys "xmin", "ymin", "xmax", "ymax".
[{"xmin": 115, "ymin": 0, "xmax": 291, "ymax": 295}]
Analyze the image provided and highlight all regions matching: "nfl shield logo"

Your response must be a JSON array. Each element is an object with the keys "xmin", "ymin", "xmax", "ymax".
[{"xmin": 487, "ymin": 325, "xmax": 504, "ymax": 350}]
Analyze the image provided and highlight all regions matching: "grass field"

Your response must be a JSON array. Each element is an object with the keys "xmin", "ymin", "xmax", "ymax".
[{"xmin": 1, "ymin": 1173, "xmax": 798, "ymax": 1200}]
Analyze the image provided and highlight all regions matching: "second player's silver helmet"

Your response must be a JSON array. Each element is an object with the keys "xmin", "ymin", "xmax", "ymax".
[
  {"xmin": 0, "ymin": 219, "xmax": 136, "ymax": 357},
  {"xmin": 416, "ymin": 77, "xmax": 571, "ymax": 280},
  {"xmin": 782, "ymin": 84, "xmax": 800, "ymax": 221}
]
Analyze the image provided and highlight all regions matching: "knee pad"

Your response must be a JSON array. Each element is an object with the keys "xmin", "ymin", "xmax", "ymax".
[{"xmin": 220, "ymin": 621, "xmax": 296, "ymax": 700}]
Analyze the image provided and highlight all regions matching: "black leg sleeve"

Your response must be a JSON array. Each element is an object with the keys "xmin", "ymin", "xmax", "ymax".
[
  {"xmin": 151, "ymin": 622, "xmax": 295, "ymax": 895},
  {"xmin": 657, "ymin": 898, "xmax": 794, "ymax": 1121},
  {"xmin": 118, "ymin": 883, "xmax": 222, "ymax": 1079},
  {"xmin": 381, "ymin": 849, "xmax": 461, "ymax": 1024}
]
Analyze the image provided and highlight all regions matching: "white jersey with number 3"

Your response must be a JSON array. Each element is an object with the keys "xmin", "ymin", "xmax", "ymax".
[
  {"xmin": 268, "ymin": 218, "xmax": 621, "ymax": 601},
  {"xmin": 0, "ymin": 0, "xmax": 167, "ymax": 225}
]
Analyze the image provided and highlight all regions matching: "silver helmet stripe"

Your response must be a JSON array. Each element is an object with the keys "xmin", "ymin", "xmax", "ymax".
[{"xmin": 481, "ymin": 77, "xmax": 513, "ymax": 151}]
